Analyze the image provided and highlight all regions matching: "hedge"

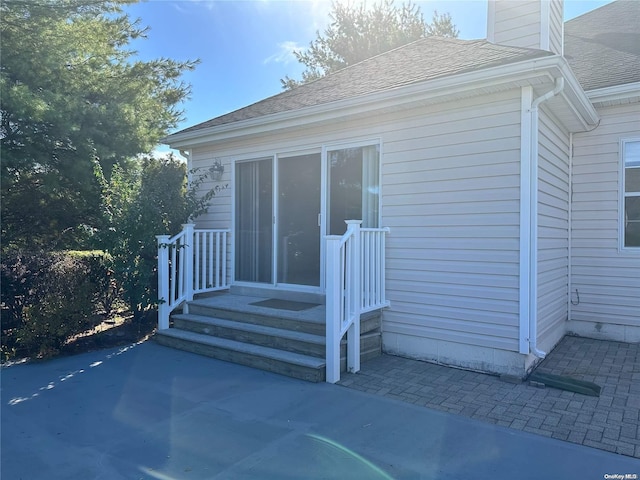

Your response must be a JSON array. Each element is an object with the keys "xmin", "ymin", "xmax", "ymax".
[{"xmin": 1, "ymin": 250, "xmax": 118, "ymax": 360}]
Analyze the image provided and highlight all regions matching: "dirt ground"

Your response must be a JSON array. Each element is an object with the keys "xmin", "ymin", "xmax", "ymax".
[{"xmin": 62, "ymin": 311, "xmax": 156, "ymax": 356}]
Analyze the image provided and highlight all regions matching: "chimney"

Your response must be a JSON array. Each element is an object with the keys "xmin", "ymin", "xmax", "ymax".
[{"xmin": 487, "ymin": 0, "xmax": 564, "ymax": 55}]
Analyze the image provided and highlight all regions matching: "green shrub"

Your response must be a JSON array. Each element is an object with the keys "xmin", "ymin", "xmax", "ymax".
[
  {"xmin": 100, "ymin": 155, "xmax": 215, "ymax": 320},
  {"xmin": 1, "ymin": 250, "xmax": 116, "ymax": 360}
]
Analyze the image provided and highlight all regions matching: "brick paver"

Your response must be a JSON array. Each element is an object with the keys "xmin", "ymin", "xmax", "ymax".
[{"xmin": 339, "ymin": 335, "xmax": 640, "ymax": 458}]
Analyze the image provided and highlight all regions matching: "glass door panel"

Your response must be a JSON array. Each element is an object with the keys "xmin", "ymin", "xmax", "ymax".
[
  {"xmin": 277, "ymin": 153, "xmax": 321, "ymax": 286},
  {"xmin": 235, "ymin": 159, "xmax": 273, "ymax": 283},
  {"xmin": 327, "ymin": 145, "xmax": 380, "ymax": 235}
]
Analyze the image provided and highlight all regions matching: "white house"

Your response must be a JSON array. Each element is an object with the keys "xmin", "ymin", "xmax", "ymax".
[{"xmin": 160, "ymin": 0, "xmax": 640, "ymax": 380}]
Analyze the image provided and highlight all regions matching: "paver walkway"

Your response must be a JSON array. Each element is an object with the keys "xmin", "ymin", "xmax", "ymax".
[{"xmin": 339, "ymin": 335, "xmax": 640, "ymax": 458}]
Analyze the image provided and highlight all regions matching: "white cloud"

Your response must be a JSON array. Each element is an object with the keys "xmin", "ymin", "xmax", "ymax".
[{"xmin": 263, "ymin": 41, "xmax": 304, "ymax": 65}]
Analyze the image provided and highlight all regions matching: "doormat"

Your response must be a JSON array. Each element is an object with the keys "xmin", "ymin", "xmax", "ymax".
[{"xmin": 249, "ymin": 298, "xmax": 320, "ymax": 311}]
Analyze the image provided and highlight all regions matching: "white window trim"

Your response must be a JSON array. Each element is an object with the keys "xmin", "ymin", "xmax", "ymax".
[{"xmin": 619, "ymin": 137, "xmax": 640, "ymax": 252}]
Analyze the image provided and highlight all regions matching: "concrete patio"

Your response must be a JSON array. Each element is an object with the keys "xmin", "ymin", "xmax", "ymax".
[{"xmin": 2, "ymin": 339, "xmax": 638, "ymax": 479}]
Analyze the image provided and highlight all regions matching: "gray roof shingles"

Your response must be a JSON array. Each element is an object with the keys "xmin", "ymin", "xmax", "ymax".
[
  {"xmin": 174, "ymin": 1, "xmax": 639, "ymax": 136},
  {"xmin": 564, "ymin": 0, "xmax": 640, "ymax": 91},
  {"xmin": 176, "ymin": 38, "xmax": 550, "ymax": 134}
]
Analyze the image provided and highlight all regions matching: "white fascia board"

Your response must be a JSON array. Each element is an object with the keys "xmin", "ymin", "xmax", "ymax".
[
  {"xmin": 587, "ymin": 82, "xmax": 640, "ymax": 105},
  {"xmin": 553, "ymin": 60, "xmax": 600, "ymax": 129},
  {"xmin": 164, "ymin": 56, "xmax": 597, "ymax": 149}
]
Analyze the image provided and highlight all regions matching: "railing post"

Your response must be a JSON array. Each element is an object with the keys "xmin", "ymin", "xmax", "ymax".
[
  {"xmin": 182, "ymin": 223, "xmax": 195, "ymax": 312},
  {"xmin": 325, "ymin": 236, "xmax": 341, "ymax": 384},
  {"xmin": 345, "ymin": 220, "xmax": 362, "ymax": 374},
  {"xmin": 156, "ymin": 234, "xmax": 171, "ymax": 330}
]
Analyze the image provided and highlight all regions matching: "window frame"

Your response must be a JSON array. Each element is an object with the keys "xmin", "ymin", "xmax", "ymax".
[{"xmin": 620, "ymin": 138, "xmax": 640, "ymax": 251}]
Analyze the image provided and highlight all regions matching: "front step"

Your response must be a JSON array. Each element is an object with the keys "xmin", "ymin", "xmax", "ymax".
[
  {"xmin": 154, "ymin": 293, "xmax": 382, "ymax": 382},
  {"xmin": 155, "ymin": 329, "xmax": 326, "ymax": 382},
  {"xmin": 172, "ymin": 313, "xmax": 326, "ymax": 357}
]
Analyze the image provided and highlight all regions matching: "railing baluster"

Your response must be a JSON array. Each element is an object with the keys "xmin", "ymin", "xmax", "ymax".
[
  {"xmin": 222, "ymin": 231, "xmax": 227, "ymax": 288},
  {"xmin": 208, "ymin": 232, "xmax": 214, "ymax": 288},
  {"xmin": 194, "ymin": 231, "xmax": 200, "ymax": 292},
  {"xmin": 157, "ymin": 226, "xmax": 231, "ymax": 331},
  {"xmin": 170, "ymin": 242, "xmax": 177, "ymax": 305},
  {"xmin": 214, "ymin": 231, "xmax": 220, "ymax": 288}
]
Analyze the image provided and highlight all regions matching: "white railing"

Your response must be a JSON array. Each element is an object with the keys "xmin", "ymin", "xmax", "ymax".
[
  {"xmin": 325, "ymin": 220, "xmax": 390, "ymax": 383},
  {"xmin": 156, "ymin": 223, "xmax": 230, "ymax": 330}
]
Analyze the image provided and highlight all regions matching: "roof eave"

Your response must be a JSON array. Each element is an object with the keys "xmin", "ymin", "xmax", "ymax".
[
  {"xmin": 586, "ymin": 82, "xmax": 640, "ymax": 107},
  {"xmin": 164, "ymin": 55, "xmax": 598, "ymax": 149}
]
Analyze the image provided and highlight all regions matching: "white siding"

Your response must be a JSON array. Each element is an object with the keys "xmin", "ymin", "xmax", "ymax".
[
  {"xmin": 190, "ymin": 147, "xmax": 232, "ymax": 230},
  {"xmin": 549, "ymin": 0, "xmax": 564, "ymax": 55},
  {"xmin": 489, "ymin": 0, "xmax": 563, "ymax": 55},
  {"xmin": 537, "ymin": 106, "xmax": 570, "ymax": 352},
  {"xmin": 491, "ymin": 1, "xmax": 541, "ymax": 50},
  {"xmin": 189, "ymin": 90, "xmax": 526, "ymax": 374},
  {"xmin": 382, "ymin": 90, "xmax": 523, "ymax": 357},
  {"xmin": 570, "ymin": 102, "xmax": 640, "ymax": 342}
]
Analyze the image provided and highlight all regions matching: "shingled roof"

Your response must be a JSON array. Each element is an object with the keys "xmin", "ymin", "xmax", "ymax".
[
  {"xmin": 172, "ymin": 0, "xmax": 639, "ymax": 137},
  {"xmin": 175, "ymin": 38, "xmax": 551, "ymax": 135},
  {"xmin": 564, "ymin": 0, "xmax": 640, "ymax": 91}
]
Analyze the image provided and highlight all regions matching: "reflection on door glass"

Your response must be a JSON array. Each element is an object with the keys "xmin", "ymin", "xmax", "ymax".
[
  {"xmin": 278, "ymin": 154, "xmax": 321, "ymax": 286},
  {"xmin": 235, "ymin": 159, "xmax": 273, "ymax": 282},
  {"xmin": 328, "ymin": 145, "xmax": 379, "ymax": 235}
]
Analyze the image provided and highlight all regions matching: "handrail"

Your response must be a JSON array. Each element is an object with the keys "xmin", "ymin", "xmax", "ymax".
[
  {"xmin": 325, "ymin": 221, "xmax": 389, "ymax": 383},
  {"xmin": 156, "ymin": 224, "xmax": 230, "ymax": 330}
]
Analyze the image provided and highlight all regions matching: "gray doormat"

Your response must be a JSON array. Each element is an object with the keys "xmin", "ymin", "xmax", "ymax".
[{"xmin": 249, "ymin": 298, "xmax": 320, "ymax": 311}]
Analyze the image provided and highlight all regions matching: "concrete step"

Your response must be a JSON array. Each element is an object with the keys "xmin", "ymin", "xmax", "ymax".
[
  {"xmin": 187, "ymin": 299, "xmax": 326, "ymax": 336},
  {"xmin": 187, "ymin": 298, "xmax": 382, "ymax": 337},
  {"xmin": 160, "ymin": 293, "xmax": 383, "ymax": 382},
  {"xmin": 173, "ymin": 313, "xmax": 382, "ymax": 363},
  {"xmin": 155, "ymin": 329, "xmax": 326, "ymax": 383},
  {"xmin": 172, "ymin": 313, "xmax": 326, "ymax": 358}
]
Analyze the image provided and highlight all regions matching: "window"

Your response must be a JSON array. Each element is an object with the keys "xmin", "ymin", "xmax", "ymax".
[
  {"xmin": 622, "ymin": 139, "xmax": 640, "ymax": 248},
  {"xmin": 327, "ymin": 144, "xmax": 380, "ymax": 235}
]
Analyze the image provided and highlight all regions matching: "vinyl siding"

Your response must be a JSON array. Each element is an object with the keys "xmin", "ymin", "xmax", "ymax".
[
  {"xmin": 549, "ymin": 0, "xmax": 564, "ymax": 55},
  {"xmin": 490, "ymin": 0, "xmax": 563, "ymax": 54},
  {"xmin": 189, "ymin": 90, "xmax": 524, "ymax": 356},
  {"xmin": 382, "ymin": 90, "xmax": 523, "ymax": 353},
  {"xmin": 492, "ymin": 1, "xmax": 542, "ymax": 50},
  {"xmin": 570, "ymin": 102, "xmax": 640, "ymax": 341},
  {"xmin": 537, "ymin": 106, "xmax": 570, "ymax": 352}
]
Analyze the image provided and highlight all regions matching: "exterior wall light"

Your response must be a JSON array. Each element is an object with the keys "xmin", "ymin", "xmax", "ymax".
[{"xmin": 211, "ymin": 159, "xmax": 224, "ymax": 181}]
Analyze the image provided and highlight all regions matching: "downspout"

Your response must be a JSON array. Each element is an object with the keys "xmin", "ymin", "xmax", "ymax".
[
  {"xmin": 528, "ymin": 77, "xmax": 565, "ymax": 359},
  {"xmin": 180, "ymin": 149, "xmax": 192, "ymax": 186},
  {"xmin": 568, "ymin": 132, "xmax": 573, "ymax": 326}
]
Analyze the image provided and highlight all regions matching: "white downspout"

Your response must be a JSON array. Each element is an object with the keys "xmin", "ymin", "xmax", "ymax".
[
  {"xmin": 528, "ymin": 77, "xmax": 565, "ymax": 359},
  {"xmin": 180, "ymin": 149, "xmax": 192, "ymax": 186},
  {"xmin": 568, "ymin": 132, "xmax": 573, "ymax": 325}
]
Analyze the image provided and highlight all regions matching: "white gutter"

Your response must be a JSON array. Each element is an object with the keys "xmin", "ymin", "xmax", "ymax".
[{"xmin": 525, "ymin": 77, "xmax": 565, "ymax": 359}]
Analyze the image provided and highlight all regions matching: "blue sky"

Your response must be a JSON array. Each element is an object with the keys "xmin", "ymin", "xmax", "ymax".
[{"xmin": 123, "ymin": 0, "xmax": 614, "ymax": 145}]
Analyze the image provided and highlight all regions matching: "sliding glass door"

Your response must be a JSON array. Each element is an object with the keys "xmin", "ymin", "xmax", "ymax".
[
  {"xmin": 235, "ymin": 158, "xmax": 273, "ymax": 283},
  {"xmin": 234, "ymin": 143, "xmax": 379, "ymax": 289},
  {"xmin": 235, "ymin": 154, "xmax": 321, "ymax": 287},
  {"xmin": 277, "ymin": 153, "xmax": 321, "ymax": 286}
]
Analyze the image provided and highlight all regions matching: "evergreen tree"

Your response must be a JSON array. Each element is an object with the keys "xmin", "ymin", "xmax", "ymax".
[
  {"xmin": 281, "ymin": 1, "xmax": 459, "ymax": 89},
  {"xmin": 0, "ymin": 0, "xmax": 198, "ymax": 250}
]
